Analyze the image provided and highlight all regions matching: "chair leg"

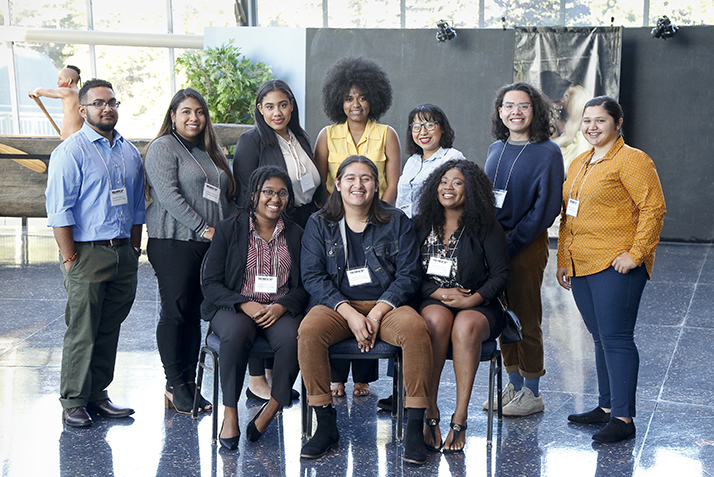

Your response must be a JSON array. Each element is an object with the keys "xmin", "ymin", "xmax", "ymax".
[
  {"xmin": 193, "ymin": 348, "xmax": 207, "ymax": 419},
  {"xmin": 301, "ymin": 376, "xmax": 312, "ymax": 438},
  {"xmin": 487, "ymin": 355, "xmax": 496, "ymax": 445},
  {"xmin": 496, "ymin": 353, "xmax": 503, "ymax": 422},
  {"xmin": 212, "ymin": 352, "xmax": 219, "ymax": 442},
  {"xmin": 395, "ymin": 353, "xmax": 404, "ymax": 442}
]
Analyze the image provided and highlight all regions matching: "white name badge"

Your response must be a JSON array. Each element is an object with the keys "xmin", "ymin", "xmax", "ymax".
[
  {"xmin": 566, "ymin": 198, "xmax": 580, "ymax": 217},
  {"xmin": 254, "ymin": 275, "xmax": 278, "ymax": 294},
  {"xmin": 300, "ymin": 173, "xmax": 315, "ymax": 192},
  {"xmin": 493, "ymin": 189, "xmax": 507, "ymax": 209},
  {"xmin": 427, "ymin": 257, "xmax": 453, "ymax": 277},
  {"xmin": 110, "ymin": 187, "xmax": 128, "ymax": 206},
  {"xmin": 203, "ymin": 183, "xmax": 221, "ymax": 204},
  {"xmin": 347, "ymin": 267, "xmax": 372, "ymax": 287}
]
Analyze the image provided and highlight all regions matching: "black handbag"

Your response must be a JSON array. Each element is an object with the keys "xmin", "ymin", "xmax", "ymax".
[{"xmin": 497, "ymin": 294, "xmax": 523, "ymax": 344}]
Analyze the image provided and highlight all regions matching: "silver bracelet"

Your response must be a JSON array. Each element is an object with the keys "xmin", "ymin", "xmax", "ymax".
[{"xmin": 367, "ymin": 315, "xmax": 380, "ymax": 323}]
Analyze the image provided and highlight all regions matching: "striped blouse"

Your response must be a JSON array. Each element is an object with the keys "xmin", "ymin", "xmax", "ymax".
[
  {"xmin": 557, "ymin": 136, "xmax": 666, "ymax": 278},
  {"xmin": 240, "ymin": 216, "xmax": 292, "ymax": 304}
]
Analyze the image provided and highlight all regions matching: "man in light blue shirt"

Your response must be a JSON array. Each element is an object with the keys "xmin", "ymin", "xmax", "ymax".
[{"xmin": 46, "ymin": 78, "xmax": 145, "ymax": 428}]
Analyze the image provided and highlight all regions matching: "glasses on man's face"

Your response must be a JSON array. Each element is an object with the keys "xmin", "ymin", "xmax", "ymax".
[
  {"xmin": 501, "ymin": 102, "xmax": 532, "ymax": 112},
  {"xmin": 261, "ymin": 189, "xmax": 289, "ymax": 199},
  {"xmin": 82, "ymin": 100, "xmax": 121, "ymax": 110},
  {"xmin": 410, "ymin": 121, "xmax": 439, "ymax": 133}
]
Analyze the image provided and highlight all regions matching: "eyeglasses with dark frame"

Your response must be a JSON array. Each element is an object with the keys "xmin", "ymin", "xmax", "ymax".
[
  {"xmin": 261, "ymin": 189, "xmax": 289, "ymax": 199},
  {"xmin": 410, "ymin": 121, "xmax": 439, "ymax": 133},
  {"xmin": 81, "ymin": 100, "xmax": 121, "ymax": 110}
]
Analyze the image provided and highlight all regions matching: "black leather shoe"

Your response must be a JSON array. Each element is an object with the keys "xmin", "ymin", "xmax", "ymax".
[
  {"xmin": 377, "ymin": 395, "xmax": 393, "ymax": 413},
  {"xmin": 63, "ymin": 406, "xmax": 93, "ymax": 427},
  {"xmin": 219, "ymin": 421, "xmax": 239, "ymax": 451},
  {"xmin": 246, "ymin": 387, "xmax": 269, "ymax": 403},
  {"xmin": 246, "ymin": 402, "xmax": 272, "ymax": 442},
  {"xmin": 568, "ymin": 407, "xmax": 611, "ymax": 424},
  {"xmin": 592, "ymin": 418, "xmax": 636, "ymax": 443},
  {"xmin": 87, "ymin": 399, "xmax": 135, "ymax": 418}
]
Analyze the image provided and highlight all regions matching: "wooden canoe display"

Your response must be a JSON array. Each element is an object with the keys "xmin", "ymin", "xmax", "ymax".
[{"xmin": 0, "ymin": 123, "xmax": 250, "ymax": 217}]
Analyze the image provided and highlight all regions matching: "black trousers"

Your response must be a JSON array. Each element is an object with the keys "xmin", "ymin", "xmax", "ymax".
[
  {"xmin": 210, "ymin": 308, "xmax": 301, "ymax": 407},
  {"xmin": 147, "ymin": 238, "xmax": 210, "ymax": 386}
]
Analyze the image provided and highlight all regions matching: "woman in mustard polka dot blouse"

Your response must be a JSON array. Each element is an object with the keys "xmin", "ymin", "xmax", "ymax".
[{"xmin": 556, "ymin": 96, "xmax": 666, "ymax": 444}]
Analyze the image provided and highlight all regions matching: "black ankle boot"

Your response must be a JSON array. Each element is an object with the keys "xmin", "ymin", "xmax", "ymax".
[
  {"xmin": 403, "ymin": 418, "xmax": 428, "ymax": 465},
  {"xmin": 301, "ymin": 406, "xmax": 339, "ymax": 458}
]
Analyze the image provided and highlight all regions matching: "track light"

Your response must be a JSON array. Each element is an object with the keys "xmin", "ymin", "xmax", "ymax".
[{"xmin": 436, "ymin": 20, "xmax": 457, "ymax": 43}]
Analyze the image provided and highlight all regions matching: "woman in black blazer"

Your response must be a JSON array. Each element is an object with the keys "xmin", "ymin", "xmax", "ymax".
[
  {"xmin": 413, "ymin": 160, "xmax": 509, "ymax": 453},
  {"xmin": 233, "ymin": 79, "xmax": 327, "ymax": 228},
  {"xmin": 201, "ymin": 166, "xmax": 308, "ymax": 449}
]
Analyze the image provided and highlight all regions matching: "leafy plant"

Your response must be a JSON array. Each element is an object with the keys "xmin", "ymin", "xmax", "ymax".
[{"xmin": 175, "ymin": 40, "xmax": 273, "ymax": 124}]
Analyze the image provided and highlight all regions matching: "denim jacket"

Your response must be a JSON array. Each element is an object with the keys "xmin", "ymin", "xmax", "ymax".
[{"xmin": 300, "ymin": 204, "xmax": 421, "ymax": 311}]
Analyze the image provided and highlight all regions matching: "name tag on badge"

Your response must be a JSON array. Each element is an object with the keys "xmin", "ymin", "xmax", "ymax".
[
  {"xmin": 254, "ymin": 275, "xmax": 278, "ymax": 294},
  {"xmin": 110, "ymin": 187, "xmax": 128, "ymax": 206},
  {"xmin": 566, "ymin": 198, "xmax": 580, "ymax": 217},
  {"xmin": 203, "ymin": 183, "xmax": 221, "ymax": 204},
  {"xmin": 300, "ymin": 173, "xmax": 315, "ymax": 192},
  {"xmin": 347, "ymin": 267, "xmax": 372, "ymax": 287},
  {"xmin": 427, "ymin": 257, "xmax": 453, "ymax": 277},
  {"xmin": 493, "ymin": 189, "xmax": 507, "ymax": 209}
]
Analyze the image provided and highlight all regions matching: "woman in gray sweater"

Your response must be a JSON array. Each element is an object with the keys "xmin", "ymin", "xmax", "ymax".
[{"xmin": 145, "ymin": 88, "xmax": 236, "ymax": 413}]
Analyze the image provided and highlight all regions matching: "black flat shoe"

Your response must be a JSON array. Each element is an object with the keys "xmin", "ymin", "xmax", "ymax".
[
  {"xmin": 219, "ymin": 421, "xmax": 239, "ymax": 451},
  {"xmin": 424, "ymin": 417, "xmax": 442, "ymax": 452},
  {"xmin": 291, "ymin": 389, "xmax": 300, "ymax": 401},
  {"xmin": 443, "ymin": 416, "xmax": 467, "ymax": 454},
  {"xmin": 377, "ymin": 395, "xmax": 393, "ymax": 413},
  {"xmin": 568, "ymin": 407, "xmax": 611, "ymax": 424},
  {"xmin": 246, "ymin": 402, "xmax": 271, "ymax": 442},
  {"xmin": 592, "ymin": 418, "xmax": 636, "ymax": 443},
  {"xmin": 245, "ymin": 388, "xmax": 269, "ymax": 403}
]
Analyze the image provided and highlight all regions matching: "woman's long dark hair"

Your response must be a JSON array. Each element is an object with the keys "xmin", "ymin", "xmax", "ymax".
[
  {"xmin": 254, "ymin": 79, "xmax": 310, "ymax": 149},
  {"xmin": 321, "ymin": 155, "xmax": 391, "ymax": 224},
  {"xmin": 414, "ymin": 160, "xmax": 496, "ymax": 239},
  {"xmin": 490, "ymin": 82, "xmax": 555, "ymax": 143},
  {"xmin": 152, "ymin": 88, "xmax": 236, "ymax": 198},
  {"xmin": 245, "ymin": 165, "xmax": 295, "ymax": 218}
]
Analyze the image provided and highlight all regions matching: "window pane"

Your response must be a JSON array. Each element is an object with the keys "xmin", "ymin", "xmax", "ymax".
[
  {"xmin": 328, "ymin": 0, "xmax": 401, "ymax": 28},
  {"xmin": 9, "ymin": 0, "xmax": 87, "ymax": 29},
  {"xmin": 92, "ymin": 0, "xmax": 166, "ymax": 33},
  {"xmin": 405, "ymin": 0, "xmax": 478, "ymax": 29},
  {"xmin": 259, "ymin": 0, "xmax": 323, "ymax": 27},
  {"xmin": 94, "ymin": 45, "xmax": 172, "ymax": 138},
  {"xmin": 565, "ymin": 0, "xmax": 643, "ymax": 27},
  {"xmin": 648, "ymin": 0, "xmax": 714, "ymax": 25},
  {"xmin": 172, "ymin": 0, "xmax": 236, "ymax": 35},
  {"xmin": 484, "ymin": 0, "xmax": 563, "ymax": 28}
]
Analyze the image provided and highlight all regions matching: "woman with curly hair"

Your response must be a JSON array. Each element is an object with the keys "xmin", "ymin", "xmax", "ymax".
[
  {"xmin": 145, "ymin": 88, "xmax": 236, "ymax": 415},
  {"xmin": 414, "ymin": 159, "xmax": 509, "ymax": 452},
  {"xmin": 314, "ymin": 56, "xmax": 401, "ymax": 396},
  {"xmin": 201, "ymin": 166, "xmax": 308, "ymax": 449},
  {"xmin": 483, "ymin": 82, "xmax": 564, "ymax": 416},
  {"xmin": 395, "ymin": 104, "xmax": 465, "ymax": 218}
]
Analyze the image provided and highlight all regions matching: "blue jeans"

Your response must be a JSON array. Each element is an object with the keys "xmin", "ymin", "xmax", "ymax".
[{"xmin": 571, "ymin": 265, "xmax": 647, "ymax": 417}]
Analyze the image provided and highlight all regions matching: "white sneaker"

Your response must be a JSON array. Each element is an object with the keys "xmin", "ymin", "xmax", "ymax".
[
  {"xmin": 482, "ymin": 382, "xmax": 517, "ymax": 411},
  {"xmin": 501, "ymin": 387, "xmax": 544, "ymax": 416}
]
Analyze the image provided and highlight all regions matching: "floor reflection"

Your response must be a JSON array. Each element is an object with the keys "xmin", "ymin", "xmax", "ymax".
[{"xmin": 2, "ymin": 226, "xmax": 714, "ymax": 476}]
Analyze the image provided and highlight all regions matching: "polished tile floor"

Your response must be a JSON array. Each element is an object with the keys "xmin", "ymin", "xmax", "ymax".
[{"xmin": 1, "ymin": 222, "xmax": 713, "ymax": 476}]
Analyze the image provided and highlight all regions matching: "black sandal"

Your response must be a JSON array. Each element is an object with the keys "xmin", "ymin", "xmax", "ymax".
[
  {"xmin": 424, "ymin": 416, "xmax": 442, "ymax": 452},
  {"xmin": 443, "ymin": 416, "xmax": 467, "ymax": 453}
]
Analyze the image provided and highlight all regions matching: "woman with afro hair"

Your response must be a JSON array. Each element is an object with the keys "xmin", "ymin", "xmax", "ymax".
[
  {"xmin": 413, "ymin": 159, "xmax": 509, "ymax": 452},
  {"xmin": 314, "ymin": 56, "xmax": 402, "ymax": 397}
]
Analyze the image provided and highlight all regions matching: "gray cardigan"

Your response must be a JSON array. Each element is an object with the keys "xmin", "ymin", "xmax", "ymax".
[{"xmin": 145, "ymin": 134, "xmax": 232, "ymax": 241}]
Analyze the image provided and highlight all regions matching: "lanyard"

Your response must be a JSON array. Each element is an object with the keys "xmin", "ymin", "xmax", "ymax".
[
  {"xmin": 344, "ymin": 121, "xmax": 371, "ymax": 157},
  {"xmin": 92, "ymin": 139, "xmax": 126, "ymax": 188},
  {"xmin": 339, "ymin": 218, "xmax": 368, "ymax": 268},
  {"xmin": 173, "ymin": 133, "xmax": 220, "ymax": 186},
  {"xmin": 492, "ymin": 139, "xmax": 529, "ymax": 191},
  {"xmin": 568, "ymin": 151, "xmax": 603, "ymax": 201}
]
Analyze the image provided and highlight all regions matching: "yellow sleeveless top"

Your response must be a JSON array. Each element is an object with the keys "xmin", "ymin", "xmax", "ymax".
[{"xmin": 325, "ymin": 119, "xmax": 389, "ymax": 198}]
